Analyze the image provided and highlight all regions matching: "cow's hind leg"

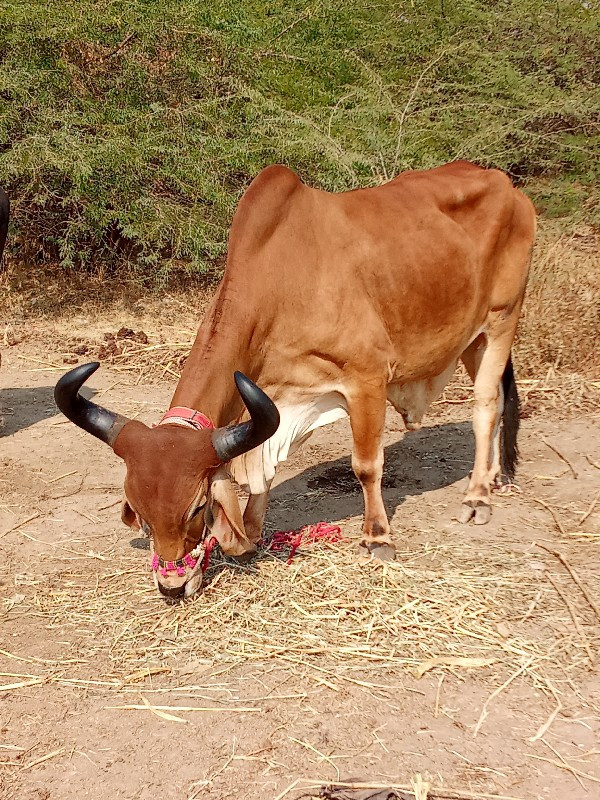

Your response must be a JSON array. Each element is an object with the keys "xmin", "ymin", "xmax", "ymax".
[
  {"xmin": 348, "ymin": 385, "xmax": 394, "ymax": 560},
  {"xmin": 461, "ymin": 334, "xmax": 503, "ymax": 486},
  {"xmin": 459, "ymin": 326, "xmax": 519, "ymax": 524}
]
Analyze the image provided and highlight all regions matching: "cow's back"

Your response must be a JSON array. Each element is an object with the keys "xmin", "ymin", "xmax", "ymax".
[{"xmin": 225, "ymin": 162, "xmax": 534, "ymax": 383}]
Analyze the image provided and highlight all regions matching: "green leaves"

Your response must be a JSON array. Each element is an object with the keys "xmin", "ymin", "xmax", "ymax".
[{"xmin": 0, "ymin": 0, "xmax": 597, "ymax": 275}]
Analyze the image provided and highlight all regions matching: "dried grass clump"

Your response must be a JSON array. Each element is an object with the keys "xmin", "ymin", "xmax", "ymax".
[
  {"xmin": 7, "ymin": 529, "xmax": 599, "ymax": 702},
  {"xmin": 516, "ymin": 223, "xmax": 600, "ymax": 379}
]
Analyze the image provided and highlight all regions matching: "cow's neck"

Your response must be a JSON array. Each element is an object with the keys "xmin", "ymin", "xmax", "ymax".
[{"xmin": 169, "ymin": 290, "xmax": 261, "ymax": 427}]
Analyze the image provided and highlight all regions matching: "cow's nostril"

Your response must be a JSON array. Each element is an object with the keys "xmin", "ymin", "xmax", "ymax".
[{"xmin": 157, "ymin": 581, "xmax": 185, "ymax": 601}]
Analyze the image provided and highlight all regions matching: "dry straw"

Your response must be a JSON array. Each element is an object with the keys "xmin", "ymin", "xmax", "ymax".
[{"xmin": 3, "ymin": 523, "xmax": 599, "ymax": 724}]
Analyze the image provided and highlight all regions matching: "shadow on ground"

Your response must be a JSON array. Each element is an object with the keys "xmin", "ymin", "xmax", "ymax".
[
  {"xmin": 0, "ymin": 385, "xmax": 96, "ymax": 436},
  {"xmin": 195, "ymin": 421, "xmax": 475, "ymax": 593},
  {"xmin": 267, "ymin": 421, "xmax": 473, "ymax": 531}
]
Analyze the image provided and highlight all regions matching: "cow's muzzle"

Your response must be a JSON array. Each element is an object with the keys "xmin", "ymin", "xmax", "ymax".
[
  {"xmin": 153, "ymin": 568, "xmax": 204, "ymax": 601},
  {"xmin": 150, "ymin": 541, "xmax": 206, "ymax": 602},
  {"xmin": 157, "ymin": 581, "xmax": 186, "ymax": 601}
]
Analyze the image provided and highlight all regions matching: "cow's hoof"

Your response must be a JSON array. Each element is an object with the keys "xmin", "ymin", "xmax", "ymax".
[
  {"xmin": 130, "ymin": 537, "xmax": 150, "ymax": 551},
  {"xmin": 362, "ymin": 542, "xmax": 396, "ymax": 562},
  {"xmin": 458, "ymin": 502, "xmax": 491, "ymax": 525},
  {"xmin": 373, "ymin": 544, "xmax": 396, "ymax": 561},
  {"xmin": 473, "ymin": 504, "xmax": 491, "ymax": 525},
  {"xmin": 458, "ymin": 503, "xmax": 475, "ymax": 524},
  {"xmin": 492, "ymin": 481, "xmax": 521, "ymax": 495},
  {"xmin": 233, "ymin": 551, "xmax": 255, "ymax": 564}
]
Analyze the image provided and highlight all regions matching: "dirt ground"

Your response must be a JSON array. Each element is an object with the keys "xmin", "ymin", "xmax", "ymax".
[{"xmin": 1, "ymin": 314, "xmax": 600, "ymax": 800}]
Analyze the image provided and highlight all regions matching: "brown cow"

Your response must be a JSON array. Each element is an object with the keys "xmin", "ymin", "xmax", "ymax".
[{"xmin": 55, "ymin": 161, "xmax": 536, "ymax": 599}]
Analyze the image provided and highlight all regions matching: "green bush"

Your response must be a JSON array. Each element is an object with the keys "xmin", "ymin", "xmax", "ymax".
[{"xmin": 0, "ymin": 1, "xmax": 598, "ymax": 276}]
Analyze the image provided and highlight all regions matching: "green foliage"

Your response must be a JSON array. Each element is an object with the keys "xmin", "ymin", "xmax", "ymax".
[{"xmin": 0, "ymin": 0, "xmax": 598, "ymax": 275}]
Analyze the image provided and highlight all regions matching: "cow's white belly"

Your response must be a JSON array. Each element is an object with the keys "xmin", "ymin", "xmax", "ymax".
[{"xmin": 229, "ymin": 392, "xmax": 349, "ymax": 494}]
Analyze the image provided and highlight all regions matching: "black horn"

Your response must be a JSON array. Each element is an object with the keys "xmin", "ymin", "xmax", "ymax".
[
  {"xmin": 212, "ymin": 372, "xmax": 280, "ymax": 462},
  {"xmin": 54, "ymin": 362, "xmax": 130, "ymax": 447}
]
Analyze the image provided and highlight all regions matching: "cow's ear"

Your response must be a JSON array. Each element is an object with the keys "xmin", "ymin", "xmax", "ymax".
[
  {"xmin": 121, "ymin": 498, "xmax": 140, "ymax": 530},
  {"xmin": 207, "ymin": 469, "xmax": 256, "ymax": 557}
]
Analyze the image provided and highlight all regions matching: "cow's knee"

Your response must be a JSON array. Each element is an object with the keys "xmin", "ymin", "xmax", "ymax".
[
  {"xmin": 352, "ymin": 448, "xmax": 383, "ymax": 485},
  {"xmin": 353, "ymin": 462, "xmax": 377, "ymax": 486}
]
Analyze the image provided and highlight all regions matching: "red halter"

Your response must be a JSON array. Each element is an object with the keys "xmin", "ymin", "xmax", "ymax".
[{"xmin": 158, "ymin": 407, "xmax": 214, "ymax": 431}]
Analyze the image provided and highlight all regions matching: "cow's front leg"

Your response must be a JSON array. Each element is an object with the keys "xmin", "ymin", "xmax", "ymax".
[
  {"xmin": 243, "ymin": 480, "xmax": 273, "ymax": 546},
  {"xmin": 348, "ymin": 387, "xmax": 394, "ymax": 561}
]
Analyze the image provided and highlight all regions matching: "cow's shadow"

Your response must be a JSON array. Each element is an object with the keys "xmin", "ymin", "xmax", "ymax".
[
  {"xmin": 0, "ymin": 385, "xmax": 96, "ymax": 436},
  {"xmin": 200, "ymin": 421, "xmax": 475, "ymax": 591},
  {"xmin": 130, "ymin": 422, "xmax": 474, "ymax": 566},
  {"xmin": 266, "ymin": 421, "xmax": 474, "ymax": 531}
]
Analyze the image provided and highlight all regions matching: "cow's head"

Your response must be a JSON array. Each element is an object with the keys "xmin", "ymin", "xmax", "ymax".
[{"xmin": 54, "ymin": 363, "xmax": 279, "ymax": 601}]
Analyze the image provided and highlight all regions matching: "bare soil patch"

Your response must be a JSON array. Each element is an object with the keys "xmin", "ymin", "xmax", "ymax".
[{"xmin": 1, "ymin": 314, "xmax": 600, "ymax": 800}]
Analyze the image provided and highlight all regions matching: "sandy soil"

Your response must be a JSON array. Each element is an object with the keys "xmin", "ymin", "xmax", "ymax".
[{"xmin": 1, "ymin": 323, "xmax": 599, "ymax": 800}]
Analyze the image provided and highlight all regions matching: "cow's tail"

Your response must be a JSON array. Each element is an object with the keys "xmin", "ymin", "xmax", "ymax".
[
  {"xmin": 500, "ymin": 353, "xmax": 520, "ymax": 481},
  {"xmin": 0, "ymin": 188, "xmax": 9, "ymax": 271}
]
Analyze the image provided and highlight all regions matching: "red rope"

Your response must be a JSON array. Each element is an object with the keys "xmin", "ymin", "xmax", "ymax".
[
  {"xmin": 202, "ymin": 536, "xmax": 219, "ymax": 572},
  {"xmin": 268, "ymin": 522, "xmax": 345, "ymax": 564},
  {"xmin": 201, "ymin": 523, "xmax": 344, "ymax": 572}
]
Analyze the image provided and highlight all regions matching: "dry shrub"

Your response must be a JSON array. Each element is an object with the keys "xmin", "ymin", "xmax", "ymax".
[
  {"xmin": 1, "ymin": 1, "xmax": 598, "ymax": 274},
  {"xmin": 515, "ymin": 222, "xmax": 600, "ymax": 378}
]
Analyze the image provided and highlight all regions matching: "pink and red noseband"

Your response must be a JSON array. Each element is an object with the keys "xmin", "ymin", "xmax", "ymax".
[
  {"xmin": 151, "ymin": 545, "xmax": 203, "ymax": 578},
  {"xmin": 151, "ymin": 537, "xmax": 218, "ymax": 578},
  {"xmin": 150, "ymin": 406, "xmax": 217, "ymax": 579}
]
